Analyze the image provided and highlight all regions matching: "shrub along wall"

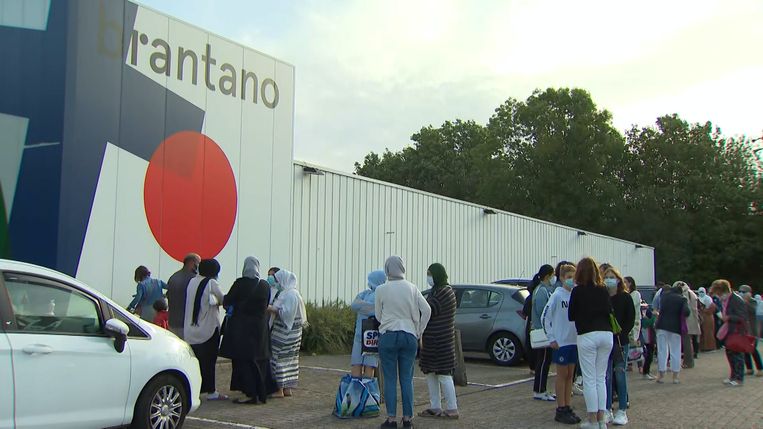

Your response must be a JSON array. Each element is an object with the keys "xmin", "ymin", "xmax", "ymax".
[{"xmin": 301, "ymin": 301, "xmax": 356, "ymax": 355}]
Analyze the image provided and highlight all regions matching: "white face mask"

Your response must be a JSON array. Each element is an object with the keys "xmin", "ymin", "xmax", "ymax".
[{"xmin": 426, "ymin": 276, "xmax": 434, "ymax": 287}]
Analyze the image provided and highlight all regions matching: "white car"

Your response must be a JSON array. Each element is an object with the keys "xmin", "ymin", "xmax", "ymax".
[{"xmin": 0, "ymin": 259, "xmax": 201, "ymax": 429}]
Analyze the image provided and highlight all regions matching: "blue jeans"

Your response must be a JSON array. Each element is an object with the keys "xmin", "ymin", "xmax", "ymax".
[
  {"xmin": 606, "ymin": 343, "xmax": 629, "ymax": 410},
  {"xmin": 379, "ymin": 331, "xmax": 417, "ymax": 418}
]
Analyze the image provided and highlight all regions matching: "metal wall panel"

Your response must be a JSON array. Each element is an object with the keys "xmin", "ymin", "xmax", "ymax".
[{"xmin": 291, "ymin": 162, "xmax": 655, "ymax": 304}]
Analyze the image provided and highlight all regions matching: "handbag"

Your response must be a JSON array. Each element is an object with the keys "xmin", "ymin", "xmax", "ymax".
[
  {"xmin": 612, "ymin": 337, "xmax": 626, "ymax": 365},
  {"xmin": 725, "ymin": 332, "xmax": 755, "ymax": 354},
  {"xmin": 627, "ymin": 345, "xmax": 643, "ymax": 362},
  {"xmin": 530, "ymin": 328, "xmax": 550, "ymax": 349},
  {"xmin": 333, "ymin": 375, "xmax": 381, "ymax": 418},
  {"xmin": 609, "ymin": 312, "xmax": 622, "ymax": 335},
  {"xmin": 361, "ymin": 316, "xmax": 381, "ymax": 354}
]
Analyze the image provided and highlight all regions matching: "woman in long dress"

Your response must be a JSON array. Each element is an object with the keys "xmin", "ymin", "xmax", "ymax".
[
  {"xmin": 267, "ymin": 269, "xmax": 308, "ymax": 398},
  {"xmin": 220, "ymin": 256, "xmax": 276, "ymax": 404},
  {"xmin": 697, "ymin": 287, "xmax": 717, "ymax": 351}
]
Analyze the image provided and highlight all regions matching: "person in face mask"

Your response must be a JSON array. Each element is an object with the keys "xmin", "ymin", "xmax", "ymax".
[
  {"xmin": 602, "ymin": 267, "xmax": 635, "ymax": 426},
  {"xmin": 418, "ymin": 263, "xmax": 459, "ymax": 419},
  {"xmin": 542, "ymin": 263, "xmax": 582, "ymax": 425},
  {"xmin": 697, "ymin": 287, "xmax": 717, "ymax": 352},
  {"xmin": 531, "ymin": 264, "xmax": 556, "ymax": 402},
  {"xmin": 350, "ymin": 270, "xmax": 386, "ymax": 378}
]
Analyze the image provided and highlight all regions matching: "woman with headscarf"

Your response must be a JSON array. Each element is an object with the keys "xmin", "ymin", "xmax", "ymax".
[
  {"xmin": 127, "ymin": 265, "xmax": 167, "ymax": 322},
  {"xmin": 184, "ymin": 259, "xmax": 227, "ymax": 400},
  {"xmin": 376, "ymin": 256, "xmax": 431, "ymax": 429},
  {"xmin": 267, "ymin": 268, "xmax": 307, "ymax": 398},
  {"xmin": 350, "ymin": 270, "xmax": 386, "ymax": 378},
  {"xmin": 418, "ymin": 263, "xmax": 459, "ymax": 420},
  {"xmin": 697, "ymin": 287, "xmax": 717, "ymax": 351},
  {"xmin": 220, "ymin": 257, "xmax": 276, "ymax": 404}
]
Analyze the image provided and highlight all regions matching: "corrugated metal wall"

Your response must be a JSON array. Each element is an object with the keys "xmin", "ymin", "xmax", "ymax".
[{"xmin": 290, "ymin": 161, "xmax": 655, "ymax": 304}]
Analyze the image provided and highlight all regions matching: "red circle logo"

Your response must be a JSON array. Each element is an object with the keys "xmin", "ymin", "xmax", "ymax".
[{"xmin": 144, "ymin": 131, "xmax": 238, "ymax": 261}]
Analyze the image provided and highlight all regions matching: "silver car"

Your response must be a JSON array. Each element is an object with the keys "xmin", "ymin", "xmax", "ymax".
[{"xmin": 425, "ymin": 284, "xmax": 529, "ymax": 366}]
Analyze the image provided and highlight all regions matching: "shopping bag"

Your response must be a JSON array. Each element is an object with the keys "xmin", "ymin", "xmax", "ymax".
[
  {"xmin": 627, "ymin": 345, "xmax": 643, "ymax": 362},
  {"xmin": 530, "ymin": 328, "xmax": 550, "ymax": 349},
  {"xmin": 333, "ymin": 375, "xmax": 381, "ymax": 418},
  {"xmin": 361, "ymin": 316, "xmax": 380, "ymax": 354}
]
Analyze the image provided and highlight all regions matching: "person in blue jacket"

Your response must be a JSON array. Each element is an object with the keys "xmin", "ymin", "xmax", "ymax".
[
  {"xmin": 350, "ymin": 270, "xmax": 386, "ymax": 378},
  {"xmin": 127, "ymin": 265, "xmax": 167, "ymax": 322}
]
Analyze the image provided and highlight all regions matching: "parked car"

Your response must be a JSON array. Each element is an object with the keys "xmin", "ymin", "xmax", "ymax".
[
  {"xmin": 493, "ymin": 278, "xmax": 532, "ymax": 288},
  {"xmin": 0, "ymin": 259, "xmax": 201, "ymax": 429},
  {"xmin": 424, "ymin": 283, "xmax": 529, "ymax": 366}
]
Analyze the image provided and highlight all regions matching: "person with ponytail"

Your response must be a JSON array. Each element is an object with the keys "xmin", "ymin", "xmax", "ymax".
[{"xmin": 531, "ymin": 264, "xmax": 557, "ymax": 401}]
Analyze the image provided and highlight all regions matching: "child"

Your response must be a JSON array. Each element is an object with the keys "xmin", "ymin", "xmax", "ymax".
[
  {"xmin": 152, "ymin": 298, "xmax": 169, "ymax": 329},
  {"xmin": 542, "ymin": 263, "xmax": 581, "ymax": 425}
]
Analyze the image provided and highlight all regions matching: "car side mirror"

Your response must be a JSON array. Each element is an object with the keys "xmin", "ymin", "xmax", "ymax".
[{"xmin": 105, "ymin": 318, "xmax": 129, "ymax": 353}]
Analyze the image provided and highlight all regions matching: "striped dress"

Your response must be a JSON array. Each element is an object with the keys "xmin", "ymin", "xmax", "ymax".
[
  {"xmin": 419, "ymin": 285, "xmax": 457, "ymax": 374},
  {"xmin": 271, "ymin": 316, "xmax": 302, "ymax": 388}
]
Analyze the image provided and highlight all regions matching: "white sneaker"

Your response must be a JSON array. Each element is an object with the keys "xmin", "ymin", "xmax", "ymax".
[
  {"xmin": 723, "ymin": 378, "xmax": 732, "ymax": 385},
  {"xmin": 543, "ymin": 392, "xmax": 557, "ymax": 401},
  {"xmin": 613, "ymin": 410, "xmax": 628, "ymax": 425},
  {"xmin": 728, "ymin": 380, "xmax": 743, "ymax": 387},
  {"xmin": 578, "ymin": 421, "xmax": 598, "ymax": 429},
  {"xmin": 605, "ymin": 410, "xmax": 614, "ymax": 424}
]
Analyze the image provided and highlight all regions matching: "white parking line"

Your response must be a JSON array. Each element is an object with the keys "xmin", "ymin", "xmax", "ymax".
[
  {"xmin": 300, "ymin": 364, "xmax": 551, "ymax": 389},
  {"xmin": 186, "ymin": 416, "xmax": 268, "ymax": 429}
]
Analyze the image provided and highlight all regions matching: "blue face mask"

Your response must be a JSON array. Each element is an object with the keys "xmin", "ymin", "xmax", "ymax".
[
  {"xmin": 604, "ymin": 278, "xmax": 618, "ymax": 289},
  {"xmin": 267, "ymin": 275, "xmax": 276, "ymax": 286},
  {"xmin": 564, "ymin": 278, "xmax": 575, "ymax": 288}
]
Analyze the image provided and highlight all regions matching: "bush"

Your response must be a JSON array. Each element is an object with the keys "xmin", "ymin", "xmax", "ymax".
[{"xmin": 301, "ymin": 300, "xmax": 356, "ymax": 355}]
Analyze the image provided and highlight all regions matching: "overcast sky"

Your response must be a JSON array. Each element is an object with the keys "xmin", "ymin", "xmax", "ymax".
[{"xmin": 137, "ymin": 0, "xmax": 763, "ymax": 173}]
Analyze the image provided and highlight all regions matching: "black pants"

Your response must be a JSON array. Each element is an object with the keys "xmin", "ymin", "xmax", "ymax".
[
  {"xmin": 691, "ymin": 335, "xmax": 700, "ymax": 358},
  {"xmin": 533, "ymin": 347, "xmax": 552, "ymax": 393},
  {"xmin": 191, "ymin": 328, "xmax": 220, "ymax": 394},
  {"xmin": 642, "ymin": 343, "xmax": 655, "ymax": 375},
  {"xmin": 745, "ymin": 347, "xmax": 763, "ymax": 371}
]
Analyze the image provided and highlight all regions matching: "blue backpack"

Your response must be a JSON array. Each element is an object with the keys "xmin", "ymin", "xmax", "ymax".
[{"xmin": 333, "ymin": 375, "xmax": 381, "ymax": 418}]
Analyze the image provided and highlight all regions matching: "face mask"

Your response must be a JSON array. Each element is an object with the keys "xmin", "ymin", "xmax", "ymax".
[
  {"xmin": 267, "ymin": 275, "xmax": 276, "ymax": 286},
  {"xmin": 564, "ymin": 278, "xmax": 575, "ymax": 288},
  {"xmin": 549, "ymin": 276, "xmax": 557, "ymax": 285},
  {"xmin": 426, "ymin": 276, "xmax": 434, "ymax": 287},
  {"xmin": 604, "ymin": 278, "xmax": 618, "ymax": 289}
]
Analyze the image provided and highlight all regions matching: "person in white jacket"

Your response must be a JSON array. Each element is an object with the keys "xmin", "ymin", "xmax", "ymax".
[{"xmin": 542, "ymin": 263, "xmax": 581, "ymax": 425}]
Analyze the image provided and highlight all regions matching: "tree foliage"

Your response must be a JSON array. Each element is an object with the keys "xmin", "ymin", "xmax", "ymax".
[{"xmin": 354, "ymin": 88, "xmax": 763, "ymax": 288}]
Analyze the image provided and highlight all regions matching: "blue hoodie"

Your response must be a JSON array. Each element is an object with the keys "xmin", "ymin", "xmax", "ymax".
[{"xmin": 352, "ymin": 270, "xmax": 386, "ymax": 340}]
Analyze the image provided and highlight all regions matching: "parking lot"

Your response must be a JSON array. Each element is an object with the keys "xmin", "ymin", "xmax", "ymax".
[{"xmin": 184, "ymin": 349, "xmax": 763, "ymax": 429}]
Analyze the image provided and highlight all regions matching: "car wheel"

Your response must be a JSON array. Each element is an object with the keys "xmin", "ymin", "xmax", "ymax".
[
  {"xmin": 488, "ymin": 332, "xmax": 523, "ymax": 366},
  {"xmin": 131, "ymin": 374, "xmax": 188, "ymax": 429}
]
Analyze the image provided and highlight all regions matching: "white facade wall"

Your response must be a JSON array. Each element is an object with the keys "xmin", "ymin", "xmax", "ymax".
[{"xmin": 290, "ymin": 161, "xmax": 655, "ymax": 304}]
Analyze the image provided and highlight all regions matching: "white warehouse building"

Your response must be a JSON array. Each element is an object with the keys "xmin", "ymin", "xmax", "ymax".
[{"xmin": 289, "ymin": 161, "xmax": 655, "ymax": 304}]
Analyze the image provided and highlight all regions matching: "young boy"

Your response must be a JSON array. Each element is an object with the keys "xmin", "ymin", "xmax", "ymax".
[{"xmin": 542, "ymin": 263, "xmax": 580, "ymax": 425}]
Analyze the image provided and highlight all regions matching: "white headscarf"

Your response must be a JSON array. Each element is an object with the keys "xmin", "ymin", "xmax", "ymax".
[
  {"xmin": 242, "ymin": 256, "xmax": 260, "ymax": 279},
  {"xmin": 384, "ymin": 256, "xmax": 406, "ymax": 280},
  {"xmin": 697, "ymin": 287, "xmax": 712, "ymax": 307},
  {"xmin": 274, "ymin": 269, "xmax": 308, "ymax": 330}
]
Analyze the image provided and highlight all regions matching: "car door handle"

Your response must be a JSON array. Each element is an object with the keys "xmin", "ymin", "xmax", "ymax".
[
  {"xmin": 480, "ymin": 314, "xmax": 491, "ymax": 319},
  {"xmin": 22, "ymin": 344, "xmax": 53, "ymax": 355}
]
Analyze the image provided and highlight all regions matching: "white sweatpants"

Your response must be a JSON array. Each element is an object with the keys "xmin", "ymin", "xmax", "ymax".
[
  {"xmin": 577, "ymin": 331, "xmax": 613, "ymax": 413},
  {"xmin": 426, "ymin": 373, "xmax": 458, "ymax": 411},
  {"xmin": 656, "ymin": 329, "xmax": 682, "ymax": 373}
]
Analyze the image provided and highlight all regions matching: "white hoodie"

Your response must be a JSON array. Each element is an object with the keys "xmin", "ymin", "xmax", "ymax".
[{"xmin": 542, "ymin": 286, "xmax": 577, "ymax": 348}]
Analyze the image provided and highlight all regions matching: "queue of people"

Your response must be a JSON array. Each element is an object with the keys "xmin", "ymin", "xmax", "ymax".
[
  {"xmin": 126, "ymin": 254, "xmax": 308, "ymax": 404},
  {"xmin": 126, "ymin": 253, "xmax": 760, "ymax": 428}
]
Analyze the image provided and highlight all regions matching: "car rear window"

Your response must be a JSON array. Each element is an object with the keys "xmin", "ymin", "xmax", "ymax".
[{"xmin": 512, "ymin": 289, "xmax": 529, "ymax": 304}]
